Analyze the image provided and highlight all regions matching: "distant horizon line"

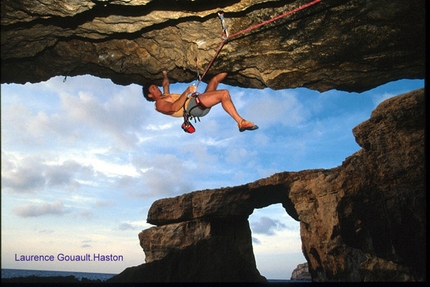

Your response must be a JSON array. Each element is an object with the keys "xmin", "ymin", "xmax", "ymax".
[
  {"xmin": 2, "ymin": 267, "xmax": 298, "ymax": 281},
  {"xmin": 1, "ymin": 267, "xmax": 117, "ymax": 275}
]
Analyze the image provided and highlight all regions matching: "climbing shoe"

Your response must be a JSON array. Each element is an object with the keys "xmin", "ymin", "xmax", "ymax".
[{"xmin": 238, "ymin": 119, "xmax": 259, "ymax": 132}]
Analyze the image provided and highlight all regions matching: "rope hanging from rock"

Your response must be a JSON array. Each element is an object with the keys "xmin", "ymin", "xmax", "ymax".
[{"xmin": 196, "ymin": 0, "xmax": 322, "ymax": 87}]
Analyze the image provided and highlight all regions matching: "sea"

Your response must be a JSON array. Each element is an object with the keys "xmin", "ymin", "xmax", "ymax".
[
  {"xmin": 2, "ymin": 268, "xmax": 309, "ymax": 283},
  {"xmin": 1, "ymin": 268, "xmax": 116, "ymax": 282}
]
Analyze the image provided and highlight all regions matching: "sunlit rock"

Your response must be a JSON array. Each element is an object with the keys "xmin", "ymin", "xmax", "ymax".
[{"xmin": 1, "ymin": 0, "xmax": 425, "ymax": 92}]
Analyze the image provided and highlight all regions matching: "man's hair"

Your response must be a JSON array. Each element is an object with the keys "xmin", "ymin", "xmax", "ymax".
[{"xmin": 142, "ymin": 85, "xmax": 154, "ymax": 102}]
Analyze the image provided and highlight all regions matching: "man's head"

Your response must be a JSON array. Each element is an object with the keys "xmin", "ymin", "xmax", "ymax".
[
  {"xmin": 142, "ymin": 84, "xmax": 163, "ymax": 102},
  {"xmin": 142, "ymin": 85, "xmax": 154, "ymax": 102}
]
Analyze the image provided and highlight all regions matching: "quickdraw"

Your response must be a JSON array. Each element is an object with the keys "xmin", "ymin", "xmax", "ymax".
[
  {"xmin": 218, "ymin": 11, "xmax": 229, "ymax": 39},
  {"xmin": 197, "ymin": 0, "xmax": 322, "ymax": 85},
  {"xmin": 195, "ymin": 57, "xmax": 201, "ymax": 82}
]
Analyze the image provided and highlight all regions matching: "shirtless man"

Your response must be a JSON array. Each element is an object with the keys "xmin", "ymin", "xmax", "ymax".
[{"xmin": 142, "ymin": 71, "xmax": 258, "ymax": 132}]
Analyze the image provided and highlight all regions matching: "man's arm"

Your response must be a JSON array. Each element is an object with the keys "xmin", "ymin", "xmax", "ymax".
[
  {"xmin": 162, "ymin": 70, "xmax": 170, "ymax": 95},
  {"xmin": 155, "ymin": 84, "xmax": 197, "ymax": 115}
]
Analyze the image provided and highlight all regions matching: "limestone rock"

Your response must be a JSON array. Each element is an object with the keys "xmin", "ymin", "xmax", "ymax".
[
  {"xmin": 109, "ymin": 88, "xmax": 425, "ymax": 282},
  {"xmin": 1, "ymin": 0, "xmax": 425, "ymax": 92},
  {"xmin": 291, "ymin": 262, "xmax": 312, "ymax": 280},
  {"xmin": 139, "ymin": 219, "xmax": 212, "ymax": 263},
  {"xmin": 114, "ymin": 216, "xmax": 267, "ymax": 282}
]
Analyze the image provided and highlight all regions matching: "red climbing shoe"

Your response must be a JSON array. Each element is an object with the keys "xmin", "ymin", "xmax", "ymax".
[{"xmin": 238, "ymin": 119, "xmax": 259, "ymax": 132}]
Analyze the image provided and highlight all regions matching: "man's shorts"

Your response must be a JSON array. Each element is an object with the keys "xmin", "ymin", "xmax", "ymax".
[{"xmin": 187, "ymin": 96, "xmax": 211, "ymax": 117}]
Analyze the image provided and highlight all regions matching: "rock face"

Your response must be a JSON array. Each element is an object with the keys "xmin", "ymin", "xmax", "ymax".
[
  {"xmin": 108, "ymin": 88, "xmax": 425, "ymax": 282},
  {"xmin": 291, "ymin": 262, "xmax": 311, "ymax": 280},
  {"xmin": 1, "ymin": 0, "xmax": 425, "ymax": 92}
]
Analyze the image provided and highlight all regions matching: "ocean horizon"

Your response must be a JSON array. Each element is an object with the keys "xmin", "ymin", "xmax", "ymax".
[
  {"xmin": 1, "ymin": 268, "xmax": 116, "ymax": 282},
  {"xmin": 2, "ymin": 268, "xmax": 308, "ymax": 283}
]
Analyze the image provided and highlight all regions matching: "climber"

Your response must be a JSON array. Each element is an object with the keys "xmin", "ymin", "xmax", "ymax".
[{"xmin": 142, "ymin": 71, "xmax": 258, "ymax": 132}]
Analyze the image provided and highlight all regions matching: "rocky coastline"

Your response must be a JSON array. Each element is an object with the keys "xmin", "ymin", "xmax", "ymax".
[{"xmin": 109, "ymin": 89, "xmax": 425, "ymax": 282}]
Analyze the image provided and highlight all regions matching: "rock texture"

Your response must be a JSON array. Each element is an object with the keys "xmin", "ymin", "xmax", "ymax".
[
  {"xmin": 291, "ymin": 262, "xmax": 312, "ymax": 280},
  {"xmin": 1, "ymin": 0, "xmax": 425, "ymax": 92},
  {"xmin": 108, "ymin": 88, "xmax": 425, "ymax": 282}
]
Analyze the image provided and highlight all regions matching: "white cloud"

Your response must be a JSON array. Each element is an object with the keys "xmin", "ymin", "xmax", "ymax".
[
  {"xmin": 252, "ymin": 237, "xmax": 261, "ymax": 244},
  {"xmin": 118, "ymin": 222, "xmax": 136, "ymax": 231},
  {"xmin": 1, "ymin": 153, "xmax": 95, "ymax": 194},
  {"xmin": 13, "ymin": 200, "xmax": 70, "ymax": 217},
  {"xmin": 2, "ymin": 78, "xmax": 152, "ymax": 151},
  {"xmin": 251, "ymin": 216, "xmax": 288, "ymax": 236},
  {"xmin": 2, "ymin": 154, "xmax": 47, "ymax": 194},
  {"xmin": 244, "ymin": 89, "xmax": 310, "ymax": 128},
  {"xmin": 119, "ymin": 220, "xmax": 152, "ymax": 231},
  {"xmin": 145, "ymin": 123, "xmax": 174, "ymax": 131},
  {"xmin": 45, "ymin": 160, "xmax": 92, "ymax": 187},
  {"xmin": 94, "ymin": 200, "xmax": 115, "ymax": 208},
  {"xmin": 133, "ymin": 154, "xmax": 195, "ymax": 197},
  {"xmin": 1, "ymin": 101, "xmax": 83, "ymax": 146},
  {"xmin": 372, "ymin": 92, "xmax": 395, "ymax": 107},
  {"xmin": 79, "ymin": 154, "xmax": 139, "ymax": 178},
  {"xmin": 59, "ymin": 89, "xmax": 146, "ymax": 149},
  {"xmin": 225, "ymin": 147, "xmax": 258, "ymax": 165}
]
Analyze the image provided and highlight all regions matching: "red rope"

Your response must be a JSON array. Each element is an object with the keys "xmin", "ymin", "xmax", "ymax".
[
  {"xmin": 198, "ymin": 39, "xmax": 227, "ymax": 85},
  {"xmin": 228, "ymin": 0, "xmax": 321, "ymax": 39},
  {"xmin": 197, "ymin": 0, "xmax": 321, "ymax": 86}
]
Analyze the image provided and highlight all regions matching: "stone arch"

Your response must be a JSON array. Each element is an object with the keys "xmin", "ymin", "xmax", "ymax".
[{"xmin": 136, "ymin": 181, "xmax": 304, "ymax": 282}]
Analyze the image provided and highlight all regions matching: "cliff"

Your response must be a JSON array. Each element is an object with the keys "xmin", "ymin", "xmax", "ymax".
[
  {"xmin": 1, "ymin": 0, "xmax": 425, "ymax": 92},
  {"xmin": 109, "ymin": 88, "xmax": 425, "ymax": 282}
]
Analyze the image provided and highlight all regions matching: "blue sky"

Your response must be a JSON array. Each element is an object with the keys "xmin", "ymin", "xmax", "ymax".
[{"xmin": 1, "ymin": 75, "xmax": 424, "ymax": 279}]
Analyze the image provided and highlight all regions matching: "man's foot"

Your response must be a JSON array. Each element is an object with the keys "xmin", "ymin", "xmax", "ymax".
[{"xmin": 238, "ymin": 119, "xmax": 259, "ymax": 132}]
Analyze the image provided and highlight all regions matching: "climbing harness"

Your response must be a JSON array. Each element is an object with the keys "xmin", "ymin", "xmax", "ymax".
[
  {"xmin": 187, "ymin": 0, "xmax": 321, "ymax": 133},
  {"xmin": 181, "ymin": 92, "xmax": 208, "ymax": 133},
  {"xmin": 181, "ymin": 97, "xmax": 196, "ymax": 133}
]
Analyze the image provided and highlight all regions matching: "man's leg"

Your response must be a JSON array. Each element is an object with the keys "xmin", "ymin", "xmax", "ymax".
[
  {"xmin": 198, "ymin": 89, "xmax": 243, "ymax": 124},
  {"xmin": 198, "ymin": 73, "xmax": 258, "ymax": 131},
  {"xmin": 204, "ymin": 72, "xmax": 228, "ymax": 92}
]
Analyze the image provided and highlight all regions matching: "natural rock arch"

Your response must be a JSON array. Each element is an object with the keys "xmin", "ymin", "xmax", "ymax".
[
  {"xmin": 136, "ymin": 182, "xmax": 299, "ymax": 282},
  {"xmin": 108, "ymin": 88, "xmax": 425, "ymax": 282}
]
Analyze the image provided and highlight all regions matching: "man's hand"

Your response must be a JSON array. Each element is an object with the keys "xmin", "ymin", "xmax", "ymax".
[
  {"xmin": 188, "ymin": 84, "xmax": 197, "ymax": 94},
  {"xmin": 162, "ymin": 70, "xmax": 170, "ymax": 94}
]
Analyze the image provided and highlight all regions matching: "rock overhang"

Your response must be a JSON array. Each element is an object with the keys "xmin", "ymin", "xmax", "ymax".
[{"xmin": 1, "ymin": 0, "xmax": 425, "ymax": 92}]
